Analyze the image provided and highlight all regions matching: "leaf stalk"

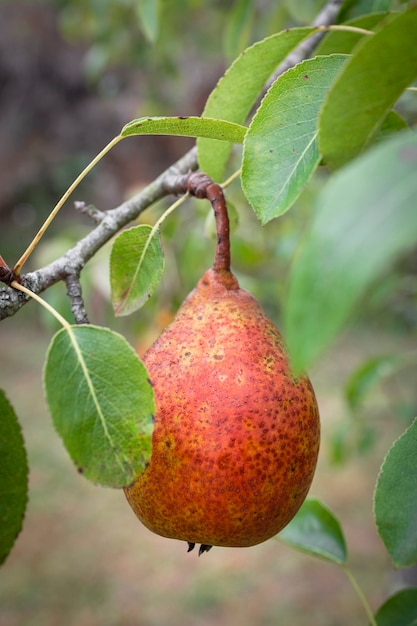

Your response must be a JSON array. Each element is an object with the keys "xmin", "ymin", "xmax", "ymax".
[
  {"xmin": 343, "ymin": 565, "xmax": 377, "ymax": 626},
  {"xmin": 13, "ymin": 135, "xmax": 123, "ymax": 275}
]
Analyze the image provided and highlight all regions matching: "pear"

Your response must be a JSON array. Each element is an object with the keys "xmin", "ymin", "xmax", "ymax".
[{"xmin": 124, "ymin": 178, "xmax": 320, "ymax": 552}]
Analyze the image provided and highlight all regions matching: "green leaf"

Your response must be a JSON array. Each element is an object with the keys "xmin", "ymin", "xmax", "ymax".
[
  {"xmin": 242, "ymin": 54, "xmax": 347, "ymax": 224},
  {"xmin": 44, "ymin": 325, "xmax": 154, "ymax": 488},
  {"xmin": 284, "ymin": 130, "xmax": 417, "ymax": 374},
  {"xmin": 120, "ymin": 116, "xmax": 247, "ymax": 144},
  {"xmin": 319, "ymin": 7, "xmax": 417, "ymax": 169},
  {"xmin": 285, "ymin": 0, "xmax": 328, "ymax": 24},
  {"xmin": 345, "ymin": 353, "xmax": 413, "ymax": 411},
  {"xmin": 339, "ymin": 0, "xmax": 395, "ymax": 22},
  {"xmin": 374, "ymin": 588, "xmax": 417, "ymax": 626},
  {"xmin": 136, "ymin": 0, "xmax": 159, "ymax": 43},
  {"xmin": 277, "ymin": 498, "xmax": 347, "ymax": 565},
  {"xmin": 374, "ymin": 417, "xmax": 417, "ymax": 568},
  {"xmin": 110, "ymin": 225, "xmax": 164, "ymax": 317},
  {"xmin": 0, "ymin": 389, "xmax": 28, "ymax": 565},
  {"xmin": 197, "ymin": 27, "xmax": 316, "ymax": 180}
]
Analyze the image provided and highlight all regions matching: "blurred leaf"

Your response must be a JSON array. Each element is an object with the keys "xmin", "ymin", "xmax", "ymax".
[
  {"xmin": 242, "ymin": 54, "xmax": 347, "ymax": 224},
  {"xmin": 339, "ymin": 0, "xmax": 397, "ymax": 22},
  {"xmin": 374, "ymin": 417, "xmax": 417, "ymax": 567},
  {"xmin": 223, "ymin": 0, "xmax": 254, "ymax": 62},
  {"xmin": 329, "ymin": 417, "xmax": 353, "ymax": 465},
  {"xmin": 345, "ymin": 353, "xmax": 414, "ymax": 411},
  {"xmin": 315, "ymin": 13, "xmax": 396, "ymax": 56},
  {"xmin": 121, "ymin": 116, "xmax": 247, "ymax": 143},
  {"xmin": 136, "ymin": 0, "xmax": 159, "ymax": 42},
  {"xmin": 285, "ymin": 0, "xmax": 328, "ymax": 23},
  {"xmin": 0, "ymin": 390, "xmax": 28, "ymax": 565},
  {"xmin": 374, "ymin": 588, "xmax": 417, "ymax": 626},
  {"xmin": 197, "ymin": 27, "xmax": 316, "ymax": 180},
  {"xmin": 278, "ymin": 498, "xmax": 347, "ymax": 564},
  {"xmin": 284, "ymin": 130, "xmax": 417, "ymax": 374},
  {"xmin": 44, "ymin": 325, "xmax": 154, "ymax": 488},
  {"xmin": 319, "ymin": 7, "xmax": 417, "ymax": 169},
  {"xmin": 110, "ymin": 225, "xmax": 164, "ymax": 317},
  {"xmin": 329, "ymin": 417, "xmax": 376, "ymax": 465}
]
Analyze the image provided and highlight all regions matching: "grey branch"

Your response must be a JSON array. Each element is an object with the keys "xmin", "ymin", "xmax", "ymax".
[
  {"xmin": 0, "ymin": 147, "xmax": 198, "ymax": 320},
  {"xmin": 0, "ymin": 0, "xmax": 342, "ymax": 322}
]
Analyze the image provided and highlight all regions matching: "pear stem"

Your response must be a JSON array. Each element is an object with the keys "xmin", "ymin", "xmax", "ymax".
[
  {"xmin": 206, "ymin": 183, "xmax": 230, "ymax": 272},
  {"xmin": 178, "ymin": 171, "xmax": 231, "ymax": 272}
]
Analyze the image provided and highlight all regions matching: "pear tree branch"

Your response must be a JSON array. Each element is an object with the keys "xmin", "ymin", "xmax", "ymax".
[{"xmin": 0, "ymin": 147, "xmax": 198, "ymax": 320}]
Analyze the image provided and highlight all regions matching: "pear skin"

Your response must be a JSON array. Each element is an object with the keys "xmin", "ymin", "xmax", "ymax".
[{"xmin": 124, "ymin": 268, "xmax": 320, "ymax": 548}]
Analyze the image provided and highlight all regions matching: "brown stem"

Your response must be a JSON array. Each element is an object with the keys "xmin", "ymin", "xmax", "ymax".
[
  {"xmin": 183, "ymin": 172, "xmax": 231, "ymax": 272},
  {"xmin": 206, "ymin": 183, "xmax": 230, "ymax": 272}
]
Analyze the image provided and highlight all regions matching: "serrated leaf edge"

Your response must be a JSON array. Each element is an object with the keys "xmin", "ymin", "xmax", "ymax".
[{"xmin": 373, "ymin": 416, "xmax": 417, "ymax": 568}]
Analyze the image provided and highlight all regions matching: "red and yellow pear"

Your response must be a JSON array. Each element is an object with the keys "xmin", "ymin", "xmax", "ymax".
[{"xmin": 124, "ymin": 180, "xmax": 320, "ymax": 553}]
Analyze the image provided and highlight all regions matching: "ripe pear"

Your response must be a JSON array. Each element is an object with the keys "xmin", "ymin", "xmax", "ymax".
[{"xmin": 124, "ymin": 266, "xmax": 320, "ymax": 551}]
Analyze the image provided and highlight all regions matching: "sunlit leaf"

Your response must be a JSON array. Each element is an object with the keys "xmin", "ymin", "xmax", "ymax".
[
  {"xmin": 374, "ymin": 588, "xmax": 417, "ymax": 626},
  {"xmin": 0, "ymin": 390, "xmax": 28, "ymax": 565},
  {"xmin": 242, "ymin": 54, "xmax": 347, "ymax": 224},
  {"xmin": 284, "ymin": 130, "xmax": 417, "ymax": 374},
  {"xmin": 319, "ymin": 7, "xmax": 417, "ymax": 169},
  {"xmin": 121, "ymin": 116, "xmax": 247, "ymax": 144},
  {"xmin": 277, "ymin": 498, "xmax": 347, "ymax": 565},
  {"xmin": 44, "ymin": 325, "xmax": 154, "ymax": 488},
  {"xmin": 374, "ymin": 417, "xmax": 417, "ymax": 567},
  {"xmin": 197, "ymin": 27, "xmax": 316, "ymax": 180},
  {"xmin": 110, "ymin": 225, "xmax": 164, "ymax": 316}
]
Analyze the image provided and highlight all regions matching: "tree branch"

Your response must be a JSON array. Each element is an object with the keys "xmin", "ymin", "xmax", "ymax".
[
  {"xmin": 0, "ymin": 0, "xmax": 342, "ymax": 322},
  {"xmin": 0, "ymin": 147, "xmax": 198, "ymax": 320}
]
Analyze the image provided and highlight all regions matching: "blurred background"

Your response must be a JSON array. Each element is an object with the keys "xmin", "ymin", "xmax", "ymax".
[{"xmin": 1, "ymin": 1, "xmax": 417, "ymax": 625}]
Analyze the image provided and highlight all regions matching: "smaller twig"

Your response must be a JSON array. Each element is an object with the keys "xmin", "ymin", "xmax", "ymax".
[
  {"xmin": 65, "ymin": 274, "xmax": 90, "ymax": 324},
  {"xmin": 74, "ymin": 201, "xmax": 106, "ymax": 224}
]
